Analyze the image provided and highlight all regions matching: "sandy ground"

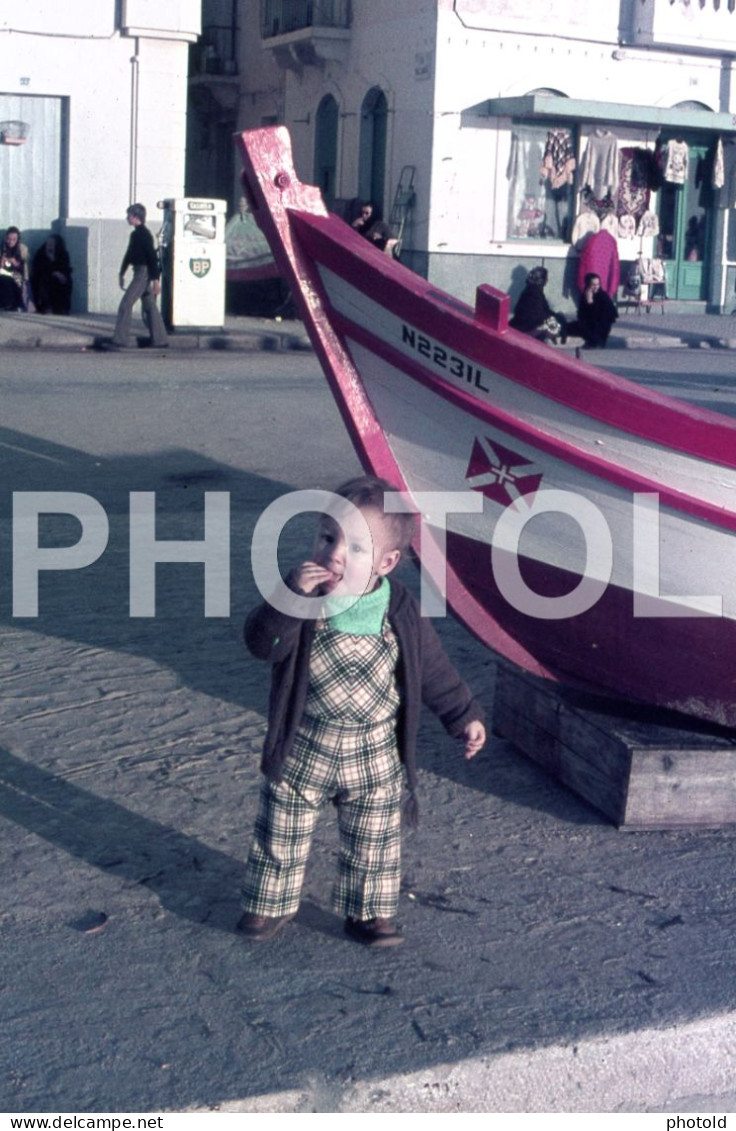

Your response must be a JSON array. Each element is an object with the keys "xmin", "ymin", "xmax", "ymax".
[{"xmin": 2, "ymin": 349, "xmax": 736, "ymax": 1114}]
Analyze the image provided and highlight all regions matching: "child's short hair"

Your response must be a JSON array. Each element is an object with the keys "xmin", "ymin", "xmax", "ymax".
[{"xmin": 334, "ymin": 475, "xmax": 416, "ymax": 553}]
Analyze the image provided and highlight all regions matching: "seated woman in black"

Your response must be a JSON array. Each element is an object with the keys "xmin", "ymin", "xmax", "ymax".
[
  {"xmin": 567, "ymin": 272, "xmax": 618, "ymax": 349},
  {"xmin": 0, "ymin": 226, "xmax": 29, "ymax": 311},
  {"xmin": 350, "ymin": 201, "xmax": 377, "ymax": 237},
  {"xmin": 509, "ymin": 266, "xmax": 565, "ymax": 344},
  {"xmin": 31, "ymin": 234, "xmax": 72, "ymax": 314},
  {"xmin": 31, "ymin": 234, "xmax": 73, "ymax": 314}
]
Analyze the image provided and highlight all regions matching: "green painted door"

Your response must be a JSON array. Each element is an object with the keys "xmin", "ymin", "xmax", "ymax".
[{"xmin": 658, "ymin": 140, "xmax": 713, "ymax": 301}]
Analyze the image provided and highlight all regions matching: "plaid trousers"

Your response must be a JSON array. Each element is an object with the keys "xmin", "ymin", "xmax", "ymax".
[{"xmin": 241, "ymin": 623, "xmax": 403, "ymax": 921}]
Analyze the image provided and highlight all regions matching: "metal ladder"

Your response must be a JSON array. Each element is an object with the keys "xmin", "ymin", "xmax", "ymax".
[{"xmin": 389, "ymin": 166, "xmax": 416, "ymax": 251}]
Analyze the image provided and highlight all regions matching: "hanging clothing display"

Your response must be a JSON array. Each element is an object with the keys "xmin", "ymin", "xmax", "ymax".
[
  {"xmin": 636, "ymin": 210, "xmax": 660, "ymax": 239},
  {"xmin": 601, "ymin": 213, "xmax": 619, "ymax": 237},
  {"xmin": 622, "ymin": 262, "xmax": 642, "ymax": 302},
  {"xmin": 662, "ymin": 139, "xmax": 689, "ymax": 185},
  {"xmin": 570, "ymin": 211, "xmax": 600, "ymax": 249},
  {"xmin": 580, "ymin": 129, "xmax": 620, "ymax": 198},
  {"xmin": 713, "ymin": 137, "xmax": 725, "ymax": 191},
  {"xmin": 617, "ymin": 214, "xmax": 636, "ymax": 240},
  {"xmin": 580, "ymin": 187, "xmax": 616, "ymax": 219},
  {"xmin": 577, "ymin": 230, "xmax": 620, "ymax": 298},
  {"xmin": 513, "ymin": 197, "xmax": 548, "ymax": 238},
  {"xmin": 616, "ymin": 147, "xmax": 651, "ymax": 222},
  {"xmin": 638, "ymin": 257, "xmax": 667, "ymax": 288},
  {"xmin": 507, "ymin": 132, "xmax": 547, "ymax": 237},
  {"xmin": 633, "ymin": 148, "xmax": 661, "ymax": 191},
  {"xmin": 507, "ymin": 128, "xmax": 573, "ymax": 239},
  {"xmin": 540, "ymin": 128, "xmax": 576, "ymax": 189}
]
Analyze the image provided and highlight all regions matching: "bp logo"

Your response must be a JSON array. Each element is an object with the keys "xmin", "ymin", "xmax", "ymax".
[{"xmin": 189, "ymin": 258, "xmax": 211, "ymax": 278}]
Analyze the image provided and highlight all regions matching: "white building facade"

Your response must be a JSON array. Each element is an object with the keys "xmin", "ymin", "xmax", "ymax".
[
  {"xmin": 0, "ymin": 0, "xmax": 200, "ymax": 312},
  {"xmin": 215, "ymin": 0, "xmax": 736, "ymax": 312}
]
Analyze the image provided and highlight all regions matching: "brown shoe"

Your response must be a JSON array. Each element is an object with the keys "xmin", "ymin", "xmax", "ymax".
[
  {"xmin": 235, "ymin": 911, "xmax": 295, "ymax": 942},
  {"xmin": 344, "ymin": 916, "xmax": 404, "ymax": 948}
]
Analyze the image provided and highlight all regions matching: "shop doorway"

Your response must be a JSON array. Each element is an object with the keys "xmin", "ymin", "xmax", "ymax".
[
  {"xmin": 314, "ymin": 95, "xmax": 338, "ymax": 211},
  {"xmin": 658, "ymin": 139, "xmax": 713, "ymax": 301},
  {"xmin": 358, "ymin": 87, "xmax": 388, "ymax": 216}
]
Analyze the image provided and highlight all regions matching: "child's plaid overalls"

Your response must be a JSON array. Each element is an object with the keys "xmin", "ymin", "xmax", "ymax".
[{"xmin": 241, "ymin": 614, "xmax": 404, "ymax": 920}]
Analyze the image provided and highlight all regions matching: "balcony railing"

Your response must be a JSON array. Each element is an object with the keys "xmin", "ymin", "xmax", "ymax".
[
  {"xmin": 191, "ymin": 23, "xmax": 238, "ymax": 75},
  {"xmin": 261, "ymin": 0, "xmax": 351, "ymax": 39}
]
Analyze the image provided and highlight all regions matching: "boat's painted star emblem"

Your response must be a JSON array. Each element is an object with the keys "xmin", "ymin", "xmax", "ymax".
[{"xmin": 465, "ymin": 437, "xmax": 543, "ymax": 506}]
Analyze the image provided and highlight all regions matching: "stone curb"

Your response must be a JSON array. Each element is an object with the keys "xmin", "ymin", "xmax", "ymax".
[
  {"xmin": 1, "ymin": 324, "xmax": 733, "ymax": 355},
  {"xmin": 0, "ymin": 333, "xmax": 313, "ymax": 353},
  {"xmin": 618, "ymin": 335, "xmax": 734, "ymax": 351}
]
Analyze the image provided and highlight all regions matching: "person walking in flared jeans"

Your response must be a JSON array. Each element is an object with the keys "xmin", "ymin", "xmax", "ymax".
[{"xmin": 110, "ymin": 203, "xmax": 168, "ymax": 350}]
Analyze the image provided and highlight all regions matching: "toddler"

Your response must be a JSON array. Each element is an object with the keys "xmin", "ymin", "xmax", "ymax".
[{"xmin": 237, "ymin": 475, "xmax": 486, "ymax": 948}]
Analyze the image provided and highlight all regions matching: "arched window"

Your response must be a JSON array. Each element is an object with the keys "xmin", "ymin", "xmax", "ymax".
[
  {"xmin": 314, "ymin": 95, "xmax": 339, "ymax": 210},
  {"xmin": 527, "ymin": 87, "xmax": 567, "ymax": 98},
  {"xmin": 358, "ymin": 87, "xmax": 388, "ymax": 215},
  {"xmin": 671, "ymin": 100, "xmax": 714, "ymax": 113}
]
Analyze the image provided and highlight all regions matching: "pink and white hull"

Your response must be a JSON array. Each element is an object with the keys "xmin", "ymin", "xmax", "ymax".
[{"xmin": 237, "ymin": 126, "xmax": 736, "ymax": 729}]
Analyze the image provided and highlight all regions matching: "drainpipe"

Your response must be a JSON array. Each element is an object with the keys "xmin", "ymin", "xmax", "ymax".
[
  {"xmin": 719, "ymin": 57, "xmax": 734, "ymax": 313},
  {"xmin": 230, "ymin": 0, "xmax": 238, "ymax": 69},
  {"xmin": 129, "ymin": 39, "xmax": 140, "ymax": 203}
]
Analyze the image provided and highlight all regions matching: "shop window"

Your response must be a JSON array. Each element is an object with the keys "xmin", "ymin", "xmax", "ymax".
[{"xmin": 507, "ymin": 122, "xmax": 576, "ymax": 242}]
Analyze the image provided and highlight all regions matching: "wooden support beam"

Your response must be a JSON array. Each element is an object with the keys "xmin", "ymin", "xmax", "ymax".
[{"xmin": 493, "ymin": 665, "xmax": 736, "ymax": 830}]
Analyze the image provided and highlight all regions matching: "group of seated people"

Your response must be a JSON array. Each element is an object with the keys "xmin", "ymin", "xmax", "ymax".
[
  {"xmin": 509, "ymin": 265, "xmax": 618, "ymax": 351},
  {"xmin": 0, "ymin": 225, "xmax": 73, "ymax": 314}
]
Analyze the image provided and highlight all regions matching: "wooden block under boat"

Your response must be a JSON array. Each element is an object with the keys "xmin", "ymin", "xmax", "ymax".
[{"xmin": 492, "ymin": 665, "xmax": 736, "ymax": 830}]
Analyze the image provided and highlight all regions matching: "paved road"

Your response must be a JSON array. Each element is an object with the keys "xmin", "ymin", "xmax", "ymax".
[
  {"xmin": 598, "ymin": 349, "xmax": 736, "ymax": 417},
  {"xmin": 2, "ymin": 349, "xmax": 736, "ymax": 1114}
]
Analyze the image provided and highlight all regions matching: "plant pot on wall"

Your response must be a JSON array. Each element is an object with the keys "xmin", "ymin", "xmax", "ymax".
[{"xmin": 0, "ymin": 121, "xmax": 29, "ymax": 145}]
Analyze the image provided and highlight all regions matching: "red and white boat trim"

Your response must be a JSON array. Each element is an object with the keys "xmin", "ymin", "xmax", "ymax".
[{"xmin": 237, "ymin": 126, "xmax": 736, "ymax": 727}]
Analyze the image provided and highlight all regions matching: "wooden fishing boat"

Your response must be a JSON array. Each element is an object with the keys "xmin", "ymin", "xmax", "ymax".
[
  {"xmin": 225, "ymin": 206, "xmax": 280, "ymax": 284},
  {"xmin": 237, "ymin": 126, "xmax": 736, "ymax": 732}
]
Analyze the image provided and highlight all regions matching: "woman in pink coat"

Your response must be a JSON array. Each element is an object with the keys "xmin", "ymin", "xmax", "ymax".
[{"xmin": 577, "ymin": 229, "xmax": 620, "ymax": 298}]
